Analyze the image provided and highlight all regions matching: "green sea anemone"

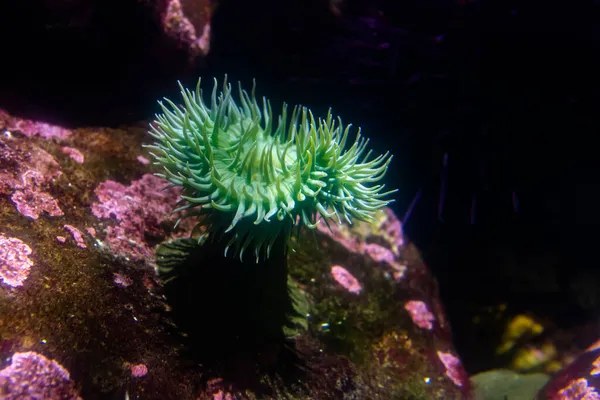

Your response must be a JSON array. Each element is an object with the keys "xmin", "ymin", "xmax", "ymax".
[{"xmin": 147, "ymin": 77, "xmax": 396, "ymax": 262}]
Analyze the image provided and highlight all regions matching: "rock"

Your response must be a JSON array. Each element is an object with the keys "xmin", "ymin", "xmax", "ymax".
[
  {"xmin": 0, "ymin": 109, "xmax": 470, "ymax": 398},
  {"xmin": 471, "ymin": 369, "xmax": 549, "ymax": 400},
  {"xmin": 536, "ymin": 341, "xmax": 600, "ymax": 400},
  {"xmin": 0, "ymin": 351, "xmax": 81, "ymax": 399}
]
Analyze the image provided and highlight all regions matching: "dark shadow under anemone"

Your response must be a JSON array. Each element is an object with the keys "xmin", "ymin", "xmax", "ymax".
[{"xmin": 155, "ymin": 234, "xmax": 311, "ymax": 393}]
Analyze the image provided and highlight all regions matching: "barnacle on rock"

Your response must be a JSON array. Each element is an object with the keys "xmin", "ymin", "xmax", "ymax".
[{"xmin": 147, "ymin": 77, "xmax": 396, "ymax": 262}]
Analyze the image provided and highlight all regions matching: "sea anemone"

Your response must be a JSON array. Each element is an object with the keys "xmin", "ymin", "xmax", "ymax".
[{"xmin": 147, "ymin": 77, "xmax": 396, "ymax": 262}]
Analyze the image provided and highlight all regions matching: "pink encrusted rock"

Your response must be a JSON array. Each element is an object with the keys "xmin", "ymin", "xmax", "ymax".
[
  {"xmin": 17, "ymin": 169, "xmax": 47, "ymax": 190},
  {"xmin": 213, "ymin": 389, "xmax": 235, "ymax": 400},
  {"xmin": 437, "ymin": 350, "xmax": 467, "ymax": 388},
  {"xmin": 12, "ymin": 169, "xmax": 65, "ymax": 219},
  {"xmin": 593, "ymin": 355, "xmax": 600, "ymax": 376},
  {"xmin": 130, "ymin": 363, "xmax": 149, "ymax": 378},
  {"xmin": 330, "ymin": 265, "xmax": 362, "ymax": 294},
  {"xmin": 362, "ymin": 243, "xmax": 396, "ymax": 264},
  {"xmin": 137, "ymin": 155, "xmax": 150, "ymax": 165},
  {"xmin": 317, "ymin": 208, "xmax": 408, "ymax": 282},
  {"xmin": 557, "ymin": 378, "xmax": 600, "ymax": 399},
  {"xmin": 538, "ymin": 343, "xmax": 600, "ymax": 399},
  {"xmin": 0, "ymin": 133, "xmax": 64, "ymax": 219},
  {"xmin": 11, "ymin": 188, "xmax": 64, "ymax": 219},
  {"xmin": 61, "ymin": 146, "xmax": 84, "ymax": 163},
  {"xmin": 91, "ymin": 174, "xmax": 183, "ymax": 261},
  {"xmin": 7, "ymin": 117, "xmax": 72, "ymax": 140},
  {"xmin": 379, "ymin": 207, "xmax": 404, "ymax": 249},
  {"xmin": 0, "ymin": 351, "xmax": 81, "ymax": 399},
  {"xmin": 160, "ymin": 0, "xmax": 211, "ymax": 59},
  {"xmin": 405, "ymin": 300, "xmax": 436, "ymax": 330},
  {"xmin": 206, "ymin": 377, "xmax": 235, "ymax": 400},
  {"xmin": 362, "ymin": 242, "xmax": 407, "ymax": 280},
  {"xmin": 8, "ymin": 150, "xmax": 62, "ymax": 192},
  {"xmin": 113, "ymin": 272, "xmax": 133, "ymax": 287},
  {"xmin": 0, "ymin": 234, "xmax": 33, "ymax": 287},
  {"xmin": 63, "ymin": 225, "xmax": 87, "ymax": 248},
  {"xmin": 316, "ymin": 219, "xmax": 361, "ymax": 253},
  {"xmin": 11, "ymin": 169, "xmax": 64, "ymax": 219}
]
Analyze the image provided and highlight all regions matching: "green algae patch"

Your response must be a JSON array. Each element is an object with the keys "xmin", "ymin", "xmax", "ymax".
[
  {"xmin": 289, "ymin": 231, "xmax": 398, "ymax": 365},
  {"xmin": 286, "ymin": 213, "xmax": 467, "ymax": 399}
]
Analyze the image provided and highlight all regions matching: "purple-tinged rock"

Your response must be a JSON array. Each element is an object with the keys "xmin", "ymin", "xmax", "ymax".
[
  {"xmin": 537, "ymin": 341, "xmax": 600, "ymax": 399},
  {"xmin": 61, "ymin": 146, "xmax": 85, "ymax": 164},
  {"xmin": 130, "ymin": 363, "xmax": 149, "ymax": 378},
  {"xmin": 438, "ymin": 350, "xmax": 468, "ymax": 388},
  {"xmin": 330, "ymin": 264, "xmax": 363, "ymax": 294},
  {"xmin": 11, "ymin": 188, "xmax": 64, "ymax": 220},
  {"xmin": 0, "ymin": 351, "xmax": 81, "ymax": 399},
  {"xmin": 0, "ymin": 234, "xmax": 33, "ymax": 287},
  {"xmin": 91, "ymin": 174, "xmax": 184, "ymax": 261},
  {"xmin": 160, "ymin": 0, "xmax": 212, "ymax": 60},
  {"xmin": 0, "ymin": 130, "xmax": 65, "ymax": 219},
  {"xmin": 113, "ymin": 272, "xmax": 133, "ymax": 287},
  {"xmin": 2, "ymin": 110, "xmax": 72, "ymax": 140},
  {"xmin": 63, "ymin": 225, "xmax": 87, "ymax": 249},
  {"xmin": 405, "ymin": 300, "xmax": 436, "ymax": 330}
]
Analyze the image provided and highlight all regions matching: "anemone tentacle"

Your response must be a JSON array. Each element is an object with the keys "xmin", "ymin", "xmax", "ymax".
[{"xmin": 147, "ymin": 77, "xmax": 397, "ymax": 262}]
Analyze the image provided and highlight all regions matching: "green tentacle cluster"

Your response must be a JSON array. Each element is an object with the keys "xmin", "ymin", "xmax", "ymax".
[{"xmin": 147, "ymin": 77, "xmax": 396, "ymax": 262}]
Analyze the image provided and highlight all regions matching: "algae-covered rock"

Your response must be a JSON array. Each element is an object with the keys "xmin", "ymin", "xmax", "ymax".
[{"xmin": 0, "ymin": 109, "xmax": 469, "ymax": 399}]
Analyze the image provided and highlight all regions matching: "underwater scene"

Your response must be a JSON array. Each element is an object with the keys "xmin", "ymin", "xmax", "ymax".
[{"xmin": 0, "ymin": 0, "xmax": 597, "ymax": 399}]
